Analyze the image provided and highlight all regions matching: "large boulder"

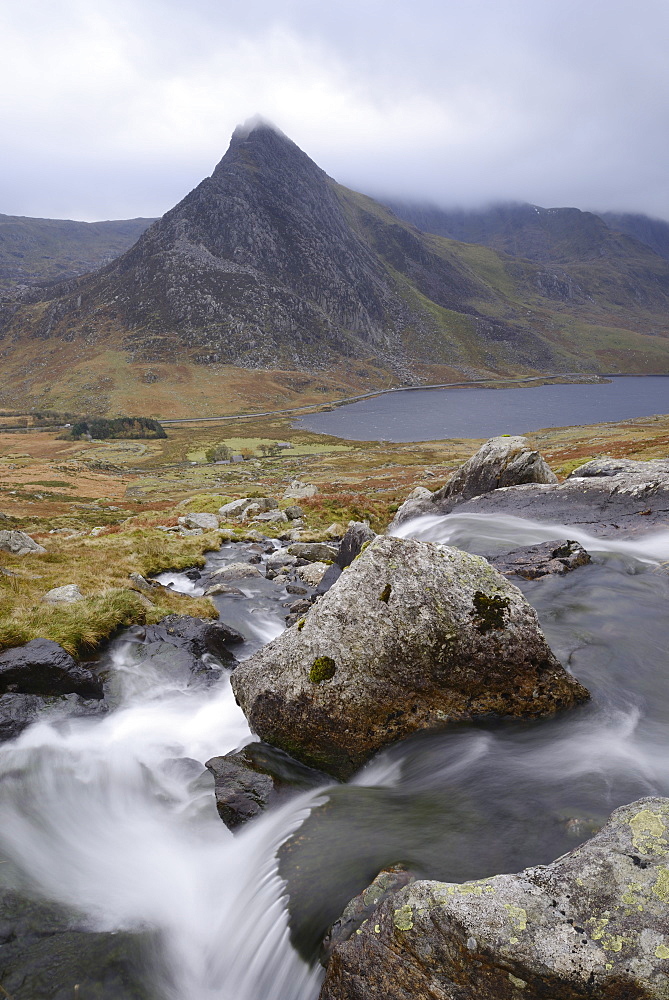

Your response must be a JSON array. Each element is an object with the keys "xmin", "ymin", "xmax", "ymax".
[
  {"xmin": 320, "ymin": 796, "xmax": 669, "ymax": 1000},
  {"xmin": 0, "ymin": 639, "xmax": 103, "ymax": 699},
  {"xmin": 0, "ymin": 530, "xmax": 46, "ymax": 556},
  {"xmin": 445, "ymin": 466, "xmax": 669, "ymax": 536},
  {"xmin": 392, "ymin": 436, "xmax": 557, "ymax": 525},
  {"xmin": 231, "ymin": 535, "xmax": 588, "ymax": 778}
]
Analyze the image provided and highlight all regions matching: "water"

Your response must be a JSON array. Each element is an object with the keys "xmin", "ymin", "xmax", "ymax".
[
  {"xmin": 294, "ymin": 375, "xmax": 669, "ymax": 441},
  {"xmin": 1, "ymin": 521, "xmax": 669, "ymax": 996}
]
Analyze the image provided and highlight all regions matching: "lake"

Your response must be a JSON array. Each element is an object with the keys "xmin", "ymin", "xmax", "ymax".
[{"xmin": 294, "ymin": 375, "xmax": 669, "ymax": 441}]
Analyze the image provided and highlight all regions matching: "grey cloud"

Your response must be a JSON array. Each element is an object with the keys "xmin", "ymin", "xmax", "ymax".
[{"xmin": 2, "ymin": 0, "xmax": 668, "ymax": 220}]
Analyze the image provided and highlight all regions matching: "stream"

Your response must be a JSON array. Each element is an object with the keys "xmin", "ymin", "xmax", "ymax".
[{"xmin": 1, "ymin": 515, "xmax": 669, "ymax": 998}]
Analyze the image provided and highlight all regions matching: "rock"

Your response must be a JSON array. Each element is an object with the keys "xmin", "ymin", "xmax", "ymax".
[
  {"xmin": 284, "ymin": 481, "xmax": 318, "ymax": 500},
  {"xmin": 284, "ymin": 505, "xmax": 304, "ymax": 520},
  {"xmin": 141, "ymin": 614, "xmax": 244, "ymax": 655},
  {"xmin": 253, "ymin": 509, "xmax": 289, "ymax": 523},
  {"xmin": 178, "ymin": 512, "xmax": 220, "ymax": 530},
  {"xmin": 288, "ymin": 542, "xmax": 338, "ymax": 562},
  {"xmin": 569, "ymin": 457, "xmax": 669, "ymax": 478},
  {"xmin": 266, "ymin": 550, "xmax": 299, "ymax": 571},
  {"xmin": 128, "ymin": 572, "xmax": 158, "ymax": 592},
  {"xmin": 320, "ymin": 866, "xmax": 417, "ymax": 967},
  {"xmin": 0, "ymin": 529, "xmax": 46, "ymax": 556},
  {"xmin": 178, "ymin": 526, "xmax": 203, "ymax": 536},
  {"xmin": 315, "ymin": 563, "xmax": 343, "ymax": 594},
  {"xmin": 450, "ymin": 471, "xmax": 669, "ymax": 536},
  {"xmin": 336, "ymin": 521, "xmax": 376, "ymax": 569},
  {"xmin": 231, "ymin": 535, "xmax": 588, "ymax": 778},
  {"xmin": 391, "ymin": 436, "xmax": 557, "ymax": 525},
  {"xmin": 490, "ymin": 539, "xmax": 592, "ymax": 579},
  {"xmin": 90, "ymin": 526, "xmax": 106, "ymax": 536},
  {"xmin": 320, "ymin": 796, "xmax": 669, "ymax": 1000},
  {"xmin": 206, "ymin": 741, "xmax": 331, "ymax": 830},
  {"xmin": 209, "ymin": 562, "xmax": 263, "ymax": 581},
  {"xmin": 286, "ymin": 584, "xmax": 308, "ymax": 595},
  {"xmin": 0, "ymin": 692, "xmax": 108, "ymax": 741},
  {"xmin": 0, "ymin": 883, "xmax": 153, "ymax": 999},
  {"xmin": 0, "ymin": 639, "xmax": 103, "ymax": 699},
  {"xmin": 205, "ymin": 754, "xmax": 275, "ymax": 829},
  {"xmin": 219, "ymin": 497, "xmax": 257, "ymax": 518},
  {"xmin": 41, "ymin": 584, "xmax": 85, "ymax": 604},
  {"xmin": 204, "ymin": 583, "xmax": 246, "ymax": 597},
  {"xmin": 294, "ymin": 561, "xmax": 329, "ymax": 587}
]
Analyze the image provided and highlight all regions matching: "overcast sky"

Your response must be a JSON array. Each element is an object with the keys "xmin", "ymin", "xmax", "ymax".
[{"xmin": 3, "ymin": 0, "xmax": 668, "ymax": 222}]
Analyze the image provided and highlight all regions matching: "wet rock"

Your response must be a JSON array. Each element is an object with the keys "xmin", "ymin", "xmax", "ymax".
[
  {"xmin": 0, "ymin": 883, "xmax": 153, "ymax": 999},
  {"xmin": 288, "ymin": 542, "xmax": 338, "ymax": 562},
  {"xmin": 178, "ymin": 512, "xmax": 219, "ymax": 530},
  {"xmin": 141, "ymin": 614, "xmax": 244, "ymax": 656},
  {"xmin": 0, "ymin": 529, "xmax": 46, "ymax": 556},
  {"xmin": 209, "ymin": 561, "xmax": 263, "ymax": 581},
  {"xmin": 294, "ymin": 561, "xmax": 329, "ymax": 587},
  {"xmin": 205, "ymin": 754, "xmax": 275, "ymax": 829},
  {"xmin": 206, "ymin": 741, "xmax": 330, "ymax": 830},
  {"xmin": 453, "ymin": 471, "xmax": 669, "ymax": 536},
  {"xmin": 41, "ymin": 584, "xmax": 85, "ymax": 604},
  {"xmin": 266, "ymin": 550, "xmax": 299, "ymax": 572},
  {"xmin": 0, "ymin": 639, "xmax": 103, "ymax": 699},
  {"xmin": 490, "ymin": 539, "xmax": 591, "ymax": 579},
  {"xmin": 320, "ymin": 866, "xmax": 417, "ymax": 967},
  {"xmin": 231, "ymin": 535, "xmax": 588, "ymax": 779},
  {"xmin": 392, "ymin": 436, "xmax": 557, "ymax": 525},
  {"xmin": 0, "ymin": 692, "xmax": 108, "ymax": 742},
  {"xmin": 336, "ymin": 521, "xmax": 377, "ymax": 568},
  {"xmin": 204, "ymin": 582, "xmax": 246, "ymax": 597},
  {"xmin": 286, "ymin": 584, "xmax": 308, "ymax": 595},
  {"xmin": 320, "ymin": 796, "xmax": 669, "ymax": 1000}
]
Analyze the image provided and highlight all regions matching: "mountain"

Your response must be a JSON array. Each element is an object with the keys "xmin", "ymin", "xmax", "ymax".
[
  {"xmin": 1, "ymin": 122, "xmax": 669, "ymax": 416},
  {"xmin": 599, "ymin": 212, "xmax": 669, "ymax": 263},
  {"xmin": 0, "ymin": 215, "xmax": 155, "ymax": 289}
]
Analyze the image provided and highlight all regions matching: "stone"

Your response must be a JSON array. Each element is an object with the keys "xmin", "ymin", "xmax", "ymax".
[
  {"xmin": 0, "ymin": 882, "xmax": 152, "ymax": 999},
  {"xmin": 569, "ymin": 457, "xmax": 669, "ymax": 478},
  {"xmin": 128, "ymin": 572, "xmax": 158, "ymax": 592},
  {"xmin": 450, "ymin": 471, "xmax": 669, "ymax": 536},
  {"xmin": 490, "ymin": 539, "xmax": 592, "ymax": 579},
  {"xmin": 253, "ymin": 509, "xmax": 289, "ymax": 523},
  {"xmin": 178, "ymin": 527, "xmax": 203, "ymax": 536},
  {"xmin": 204, "ymin": 583, "xmax": 246, "ymax": 597},
  {"xmin": 0, "ymin": 530, "xmax": 46, "ymax": 556},
  {"xmin": 218, "ymin": 497, "xmax": 257, "ymax": 518},
  {"xmin": 288, "ymin": 542, "xmax": 338, "ymax": 562},
  {"xmin": 284, "ymin": 505, "xmax": 304, "ymax": 520},
  {"xmin": 140, "ymin": 614, "xmax": 244, "ymax": 656},
  {"xmin": 0, "ymin": 692, "xmax": 108, "ymax": 742},
  {"xmin": 266, "ymin": 550, "xmax": 298, "ymax": 571},
  {"xmin": 284, "ymin": 481, "xmax": 318, "ymax": 500},
  {"xmin": 209, "ymin": 562, "xmax": 263, "ymax": 581},
  {"xmin": 231, "ymin": 535, "xmax": 588, "ymax": 778},
  {"xmin": 320, "ymin": 796, "xmax": 669, "ymax": 1000},
  {"xmin": 0, "ymin": 639, "xmax": 103, "ymax": 699},
  {"xmin": 41, "ymin": 584, "xmax": 85, "ymax": 604},
  {"xmin": 206, "ymin": 741, "xmax": 330, "ymax": 830},
  {"xmin": 294, "ymin": 561, "xmax": 329, "ymax": 588},
  {"xmin": 315, "ymin": 563, "xmax": 343, "ymax": 594},
  {"xmin": 336, "ymin": 521, "xmax": 376, "ymax": 569},
  {"xmin": 177, "ymin": 512, "xmax": 220, "ymax": 530},
  {"xmin": 391, "ymin": 436, "xmax": 557, "ymax": 525}
]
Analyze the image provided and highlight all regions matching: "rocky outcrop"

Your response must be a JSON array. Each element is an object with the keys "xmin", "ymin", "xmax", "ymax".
[
  {"xmin": 0, "ymin": 529, "xmax": 46, "ymax": 555},
  {"xmin": 0, "ymin": 639, "xmax": 103, "ymax": 699},
  {"xmin": 451, "ymin": 468, "xmax": 669, "ymax": 535},
  {"xmin": 490, "ymin": 539, "xmax": 591, "ymax": 579},
  {"xmin": 177, "ymin": 512, "xmax": 220, "ymax": 530},
  {"xmin": 392, "ymin": 436, "xmax": 557, "ymax": 525},
  {"xmin": 231, "ymin": 535, "xmax": 588, "ymax": 778},
  {"xmin": 41, "ymin": 584, "xmax": 85, "ymax": 604},
  {"xmin": 320, "ymin": 796, "xmax": 669, "ymax": 1000},
  {"xmin": 569, "ymin": 457, "xmax": 669, "ymax": 478}
]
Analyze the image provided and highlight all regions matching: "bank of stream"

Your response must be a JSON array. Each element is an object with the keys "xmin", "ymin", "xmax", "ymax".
[{"xmin": 1, "ymin": 514, "xmax": 669, "ymax": 998}]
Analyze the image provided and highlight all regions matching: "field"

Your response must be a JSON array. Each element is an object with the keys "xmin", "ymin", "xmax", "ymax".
[{"xmin": 1, "ymin": 411, "xmax": 668, "ymax": 654}]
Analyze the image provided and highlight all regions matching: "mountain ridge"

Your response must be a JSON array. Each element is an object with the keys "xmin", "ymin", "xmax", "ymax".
[{"xmin": 1, "ymin": 124, "xmax": 668, "ymax": 416}]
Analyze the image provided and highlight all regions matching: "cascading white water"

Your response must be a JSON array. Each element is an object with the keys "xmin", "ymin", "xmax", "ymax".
[
  {"xmin": 0, "ymin": 634, "xmax": 328, "ymax": 1000},
  {"xmin": 2, "ymin": 517, "xmax": 669, "ymax": 998}
]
